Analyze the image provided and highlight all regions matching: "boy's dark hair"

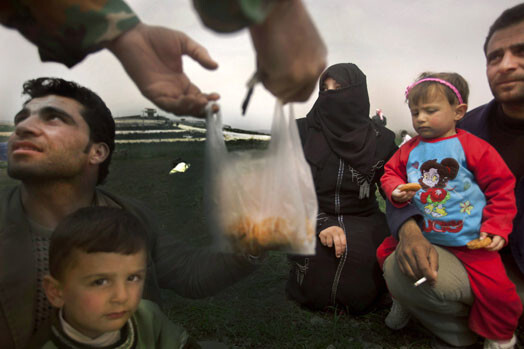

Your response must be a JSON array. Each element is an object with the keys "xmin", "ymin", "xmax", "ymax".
[
  {"xmin": 407, "ymin": 72, "xmax": 469, "ymax": 107},
  {"xmin": 484, "ymin": 3, "xmax": 524, "ymax": 54},
  {"xmin": 49, "ymin": 207, "xmax": 149, "ymax": 281},
  {"xmin": 22, "ymin": 77, "xmax": 115, "ymax": 185}
]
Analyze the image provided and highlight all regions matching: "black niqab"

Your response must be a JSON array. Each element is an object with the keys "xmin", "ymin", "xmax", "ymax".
[{"xmin": 305, "ymin": 63, "xmax": 377, "ymax": 176}]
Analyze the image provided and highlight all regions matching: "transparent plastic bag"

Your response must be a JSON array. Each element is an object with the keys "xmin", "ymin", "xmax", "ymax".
[{"xmin": 205, "ymin": 101, "xmax": 317, "ymax": 255}]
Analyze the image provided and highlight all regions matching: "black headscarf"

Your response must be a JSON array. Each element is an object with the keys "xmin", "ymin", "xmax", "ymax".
[{"xmin": 304, "ymin": 63, "xmax": 377, "ymax": 176}]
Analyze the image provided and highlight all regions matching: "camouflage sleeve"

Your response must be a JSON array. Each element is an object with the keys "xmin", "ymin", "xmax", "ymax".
[
  {"xmin": 0, "ymin": 0, "xmax": 140, "ymax": 67},
  {"xmin": 192, "ymin": 0, "xmax": 279, "ymax": 33}
]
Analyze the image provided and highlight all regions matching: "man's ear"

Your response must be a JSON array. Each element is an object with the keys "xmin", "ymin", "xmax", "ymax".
[
  {"xmin": 42, "ymin": 275, "xmax": 65, "ymax": 308},
  {"xmin": 454, "ymin": 103, "xmax": 468, "ymax": 122},
  {"xmin": 89, "ymin": 142, "xmax": 110, "ymax": 165}
]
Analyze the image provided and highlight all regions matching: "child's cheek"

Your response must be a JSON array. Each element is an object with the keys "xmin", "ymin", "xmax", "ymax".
[{"xmin": 78, "ymin": 291, "xmax": 106, "ymax": 313}]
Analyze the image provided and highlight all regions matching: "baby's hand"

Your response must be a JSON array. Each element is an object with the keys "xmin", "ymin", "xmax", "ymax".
[
  {"xmin": 480, "ymin": 232, "xmax": 505, "ymax": 251},
  {"xmin": 391, "ymin": 185, "xmax": 417, "ymax": 203}
]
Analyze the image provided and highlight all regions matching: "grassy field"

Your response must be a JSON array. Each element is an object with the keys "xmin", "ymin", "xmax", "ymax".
[{"xmin": 0, "ymin": 141, "xmax": 437, "ymax": 348}]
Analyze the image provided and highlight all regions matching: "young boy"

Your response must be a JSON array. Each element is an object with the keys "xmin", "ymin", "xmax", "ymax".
[{"xmin": 38, "ymin": 206, "xmax": 197, "ymax": 348}]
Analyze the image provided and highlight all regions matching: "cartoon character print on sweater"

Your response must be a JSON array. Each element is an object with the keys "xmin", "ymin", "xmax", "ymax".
[
  {"xmin": 418, "ymin": 158, "xmax": 459, "ymax": 218},
  {"xmin": 403, "ymin": 134, "xmax": 488, "ymax": 246}
]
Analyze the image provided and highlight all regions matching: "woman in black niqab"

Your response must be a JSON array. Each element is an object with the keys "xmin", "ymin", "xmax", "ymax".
[{"xmin": 287, "ymin": 63, "xmax": 398, "ymax": 314}]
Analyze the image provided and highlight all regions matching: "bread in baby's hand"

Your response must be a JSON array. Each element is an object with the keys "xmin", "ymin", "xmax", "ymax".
[
  {"xmin": 399, "ymin": 183, "xmax": 422, "ymax": 192},
  {"xmin": 466, "ymin": 237, "xmax": 492, "ymax": 250}
]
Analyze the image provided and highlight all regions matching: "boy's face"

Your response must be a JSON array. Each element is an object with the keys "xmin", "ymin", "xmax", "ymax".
[{"xmin": 54, "ymin": 249, "xmax": 147, "ymax": 338}]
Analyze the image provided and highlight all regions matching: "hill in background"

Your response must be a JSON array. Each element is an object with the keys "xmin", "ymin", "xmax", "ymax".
[{"xmin": 116, "ymin": 108, "xmax": 269, "ymax": 136}]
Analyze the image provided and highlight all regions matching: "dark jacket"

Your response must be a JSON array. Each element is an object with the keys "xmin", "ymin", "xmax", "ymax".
[{"xmin": 387, "ymin": 99, "xmax": 524, "ymax": 273}]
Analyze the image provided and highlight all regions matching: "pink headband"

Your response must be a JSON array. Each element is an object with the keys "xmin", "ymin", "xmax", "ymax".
[{"xmin": 405, "ymin": 78, "xmax": 464, "ymax": 104}]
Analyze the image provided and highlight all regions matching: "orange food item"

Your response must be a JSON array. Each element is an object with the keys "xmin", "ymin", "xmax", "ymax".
[
  {"xmin": 257, "ymin": 217, "xmax": 289, "ymax": 246},
  {"xmin": 466, "ymin": 237, "xmax": 492, "ymax": 250},
  {"xmin": 399, "ymin": 183, "xmax": 422, "ymax": 192},
  {"xmin": 227, "ymin": 216, "xmax": 305, "ymax": 253}
]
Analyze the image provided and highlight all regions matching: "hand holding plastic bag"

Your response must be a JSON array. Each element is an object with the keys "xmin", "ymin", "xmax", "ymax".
[{"xmin": 205, "ymin": 101, "xmax": 317, "ymax": 255}]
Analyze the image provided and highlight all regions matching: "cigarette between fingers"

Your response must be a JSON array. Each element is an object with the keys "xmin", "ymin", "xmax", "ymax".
[{"xmin": 414, "ymin": 277, "xmax": 427, "ymax": 287}]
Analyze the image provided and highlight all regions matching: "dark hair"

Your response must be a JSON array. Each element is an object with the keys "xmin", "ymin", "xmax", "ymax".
[
  {"xmin": 406, "ymin": 72, "xmax": 469, "ymax": 107},
  {"xmin": 22, "ymin": 77, "xmax": 115, "ymax": 184},
  {"xmin": 49, "ymin": 207, "xmax": 149, "ymax": 281},
  {"xmin": 484, "ymin": 3, "xmax": 524, "ymax": 54}
]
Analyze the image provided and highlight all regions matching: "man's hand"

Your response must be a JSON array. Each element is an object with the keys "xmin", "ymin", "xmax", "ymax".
[
  {"xmin": 107, "ymin": 23, "xmax": 220, "ymax": 116},
  {"xmin": 396, "ymin": 219, "xmax": 439, "ymax": 284},
  {"xmin": 249, "ymin": 0, "xmax": 327, "ymax": 103},
  {"xmin": 480, "ymin": 232, "xmax": 505, "ymax": 251},
  {"xmin": 319, "ymin": 226, "xmax": 346, "ymax": 258}
]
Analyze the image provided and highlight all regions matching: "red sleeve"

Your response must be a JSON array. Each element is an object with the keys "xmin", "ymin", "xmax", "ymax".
[
  {"xmin": 459, "ymin": 131, "xmax": 517, "ymax": 243},
  {"xmin": 380, "ymin": 137, "xmax": 420, "ymax": 207}
]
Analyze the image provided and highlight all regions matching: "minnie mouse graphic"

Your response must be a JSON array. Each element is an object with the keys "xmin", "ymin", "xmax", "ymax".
[{"xmin": 418, "ymin": 158, "xmax": 459, "ymax": 218}]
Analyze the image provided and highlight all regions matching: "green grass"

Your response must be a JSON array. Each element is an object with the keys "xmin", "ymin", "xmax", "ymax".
[{"xmin": 0, "ymin": 140, "xmax": 435, "ymax": 348}]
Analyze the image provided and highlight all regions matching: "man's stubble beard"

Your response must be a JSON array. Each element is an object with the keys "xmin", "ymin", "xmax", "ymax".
[
  {"xmin": 7, "ymin": 158, "xmax": 88, "ymax": 183},
  {"xmin": 491, "ymin": 82, "xmax": 524, "ymax": 105},
  {"xmin": 7, "ymin": 141, "xmax": 92, "ymax": 183}
]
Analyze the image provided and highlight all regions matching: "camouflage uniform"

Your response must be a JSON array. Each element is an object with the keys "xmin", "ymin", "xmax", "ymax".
[
  {"xmin": 193, "ymin": 0, "xmax": 278, "ymax": 33},
  {"xmin": 0, "ymin": 0, "xmax": 139, "ymax": 67},
  {"xmin": 0, "ymin": 0, "xmax": 276, "ymax": 68}
]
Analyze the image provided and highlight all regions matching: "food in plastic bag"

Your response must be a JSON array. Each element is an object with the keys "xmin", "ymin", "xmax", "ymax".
[{"xmin": 205, "ymin": 101, "xmax": 317, "ymax": 255}]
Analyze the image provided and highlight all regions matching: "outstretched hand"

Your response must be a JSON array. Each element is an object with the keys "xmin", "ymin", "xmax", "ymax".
[{"xmin": 107, "ymin": 23, "xmax": 220, "ymax": 116}]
